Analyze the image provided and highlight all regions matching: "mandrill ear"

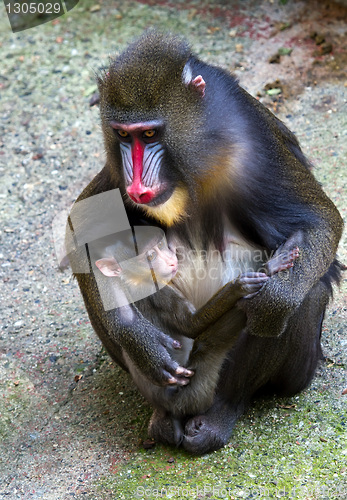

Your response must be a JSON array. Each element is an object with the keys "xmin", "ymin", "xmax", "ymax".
[{"xmin": 182, "ymin": 63, "xmax": 206, "ymax": 98}]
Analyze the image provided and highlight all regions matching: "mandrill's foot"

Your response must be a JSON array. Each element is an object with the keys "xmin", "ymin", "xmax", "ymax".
[
  {"xmin": 183, "ymin": 415, "xmax": 226, "ymax": 454},
  {"xmin": 182, "ymin": 401, "xmax": 243, "ymax": 455},
  {"xmin": 149, "ymin": 401, "xmax": 243, "ymax": 455},
  {"xmin": 148, "ymin": 409, "xmax": 184, "ymax": 447}
]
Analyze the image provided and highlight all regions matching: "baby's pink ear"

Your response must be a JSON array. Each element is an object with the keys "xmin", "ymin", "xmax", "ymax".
[{"xmin": 95, "ymin": 257, "xmax": 121, "ymax": 277}]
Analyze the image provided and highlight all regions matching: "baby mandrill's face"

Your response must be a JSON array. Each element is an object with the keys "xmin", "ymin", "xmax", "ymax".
[{"xmin": 146, "ymin": 240, "xmax": 178, "ymax": 280}]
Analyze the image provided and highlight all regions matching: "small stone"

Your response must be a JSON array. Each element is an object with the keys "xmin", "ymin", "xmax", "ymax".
[{"xmin": 143, "ymin": 439, "xmax": 156, "ymax": 450}]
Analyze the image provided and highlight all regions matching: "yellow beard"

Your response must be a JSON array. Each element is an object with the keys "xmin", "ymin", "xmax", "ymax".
[{"xmin": 141, "ymin": 185, "xmax": 189, "ymax": 227}]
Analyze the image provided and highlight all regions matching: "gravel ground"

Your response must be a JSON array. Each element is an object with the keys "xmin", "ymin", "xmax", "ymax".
[{"xmin": 0, "ymin": 1, "xmax": 346, "ymax": 499}]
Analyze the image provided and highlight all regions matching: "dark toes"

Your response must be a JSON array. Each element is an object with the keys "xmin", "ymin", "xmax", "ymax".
[
  {"xmin": 183, "ymin": 416, "xmax": 226, "ymax": 455},
  {"xmin": 148, "ymin": 410, "xmax": 184, "ymax": 447}
]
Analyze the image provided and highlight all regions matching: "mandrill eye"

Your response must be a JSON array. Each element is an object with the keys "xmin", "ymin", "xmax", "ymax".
[
  {"xmin": 143, "ymin": 129, "xmax": 156, "ymax": 139},
  {"xmin": 146, "ymin": 250, "xmax": 157, "ymax": 262},
  {"xmin": 116, "ymin": 130, "xmax": 130, "ymax": 139}
]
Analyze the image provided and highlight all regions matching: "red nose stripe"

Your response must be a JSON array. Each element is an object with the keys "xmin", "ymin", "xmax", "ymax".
[
  {"xmin": 131, "ymin": 137, "xmax": 144, "ymax": 189},
  {"xmin": 127, "ymin": 138, "xmax": 155, "ymax": 204}
]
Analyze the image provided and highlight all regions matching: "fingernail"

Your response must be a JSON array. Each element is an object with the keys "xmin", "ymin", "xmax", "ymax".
[{"xmin": 175, "ymin": 367, "xmax": 184, "ymax": 374}]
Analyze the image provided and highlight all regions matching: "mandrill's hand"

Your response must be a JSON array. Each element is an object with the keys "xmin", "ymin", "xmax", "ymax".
[{"xmin": 120, "ymin": 313, "xmax": 194, "ymax": 387}]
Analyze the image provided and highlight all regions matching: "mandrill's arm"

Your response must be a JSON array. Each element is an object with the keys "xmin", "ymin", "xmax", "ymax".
[
  {"xmin": 74, "ymin": 268, "xmax": 195, "ymax": 387},
  {"xmin": 67, "ymin": 170, "xmax": 194, "ymax": 388},
  {"xmin": 238, "ymin": 205, "xmax": 343, "ymax": 338}
]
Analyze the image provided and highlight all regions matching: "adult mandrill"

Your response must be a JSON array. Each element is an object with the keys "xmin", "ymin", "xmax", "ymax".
[{"xmin": 68, "ymin": 30, "xmax": 343, "ymax": 455}]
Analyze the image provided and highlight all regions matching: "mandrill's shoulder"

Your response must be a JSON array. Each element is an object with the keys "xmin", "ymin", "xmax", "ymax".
[{"xmin": 75, "ymin": 164, "xmax": 117, "ymax": 203}]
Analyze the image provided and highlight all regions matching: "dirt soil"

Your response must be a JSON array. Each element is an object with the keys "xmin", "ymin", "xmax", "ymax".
[{"xmin": 0, "ymin": 1, "xmax": 346, "ymax": 499}]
